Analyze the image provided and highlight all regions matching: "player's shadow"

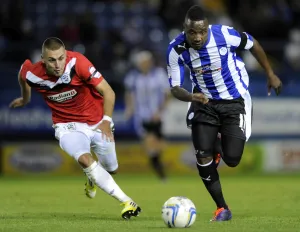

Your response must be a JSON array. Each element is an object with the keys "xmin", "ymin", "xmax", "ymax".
[{"xmin": 0, "ymin": 212, "xmax": 154, "ymax": 222}]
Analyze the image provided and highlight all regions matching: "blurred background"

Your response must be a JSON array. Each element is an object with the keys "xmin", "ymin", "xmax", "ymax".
[{"xmin": 0, "ymin": 0, "xmax": 300, "ymax": 177}]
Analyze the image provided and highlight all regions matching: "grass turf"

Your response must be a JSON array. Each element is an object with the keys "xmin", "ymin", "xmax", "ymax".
[{"xmin": 0, "ymin": 174, "xmax": 299, "ymax": 232}]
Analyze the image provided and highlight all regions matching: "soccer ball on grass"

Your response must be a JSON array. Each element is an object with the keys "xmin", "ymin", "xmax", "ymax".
[{"xmin": 161, "ymin": 196, "xmax": 197, "ymax": 228}]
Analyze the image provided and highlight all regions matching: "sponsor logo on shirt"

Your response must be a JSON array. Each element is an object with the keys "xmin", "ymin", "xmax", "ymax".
[
  {"xmin": 194, "ymin": 65, "xmax": 222, "ymax": 75},
  {"xmin": 47, "ymin": 89, "xmax": 77, "ymax": 102}
]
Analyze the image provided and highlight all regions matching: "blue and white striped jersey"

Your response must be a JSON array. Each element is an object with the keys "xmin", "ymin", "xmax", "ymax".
[
  {"xmin": 124, "ymin": 67, "xmax": 169, "ymax": 121},
  {"xmin": 167, "ymin": 24, "xmax": 254, "ymax": 100}
]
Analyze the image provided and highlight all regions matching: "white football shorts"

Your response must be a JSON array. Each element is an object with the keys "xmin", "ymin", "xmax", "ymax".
[{"xmin": 53, "ymin": 120, "xmax": 118, "ymax": 172}]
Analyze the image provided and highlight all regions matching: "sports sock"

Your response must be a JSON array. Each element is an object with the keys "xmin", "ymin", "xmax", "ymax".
[
  {"xmin": 196, "ymin": 160, "xmax": 228, "ymax": 209},
  {"xmin": 83, "ymin": 161, "xmax": 131, "ymax": 202},
  {"xmin": 149, "ymin": 152, "xmax": 166, "ymax": 180}
]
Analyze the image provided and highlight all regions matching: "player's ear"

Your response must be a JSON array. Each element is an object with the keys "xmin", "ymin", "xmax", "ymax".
[{"xmin": 41, "ymin": 54, "xmax": 44, "ymax": 63}]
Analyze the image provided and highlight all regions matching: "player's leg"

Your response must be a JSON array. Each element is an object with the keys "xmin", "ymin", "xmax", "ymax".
[
  {"xmin": 220, "ymin": 91, "xmax": 252, "ymax": 167},
  {"xmin": 142, "ymin": 121, "xmax": 166, "ymax": 181},
  {"xmin": 91, "ymin": 133, "xmax": 118, "ymax": 175},
  {"xmin": 87, "ymin": 133, "xmax": 118, "ymax": 199},
  {"xmin": 208, "ymin": 92, "xmax": 252, "ymax": 221},
  {"xmin": 59, "ymin": 131, "xmax": 141, "ymax": 219},
  {"xmin": 187, "ymin": 100, "xmax": 222, "ymax": 168},
  {"xmin": 220, "ymin": 134, "xmax": 245, "ymax": 167},
  {"xmin": 192, "ymin": 123, "xmax": 230, "ymax": 217}
]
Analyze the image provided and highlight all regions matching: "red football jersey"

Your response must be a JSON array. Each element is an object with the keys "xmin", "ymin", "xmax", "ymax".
[{"xmin": 20, "ymin": 51, "xmax": 104, "ymax": 125}]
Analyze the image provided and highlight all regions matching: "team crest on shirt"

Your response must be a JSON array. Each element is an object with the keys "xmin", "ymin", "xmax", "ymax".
[
  {"xmin": 60, "ymin": 73, "xmax": 71, "ymax": 84},
  {"xmin": 219, "ymin": 47, "xmax": 227, "ymax": 56},
  {"xmin": 188, "ymin": 112, "xmax": 194, "ymax": 120}
]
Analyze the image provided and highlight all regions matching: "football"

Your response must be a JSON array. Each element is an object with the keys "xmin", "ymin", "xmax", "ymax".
[{"xmin": 161, "ymin": 196, "xmax": 197, "ymax": 228}]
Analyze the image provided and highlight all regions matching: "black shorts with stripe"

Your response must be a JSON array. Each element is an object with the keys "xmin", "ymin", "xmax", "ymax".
[{"xmin": 186, "ymin": 96, "xmax": 247, "ymax": 140}]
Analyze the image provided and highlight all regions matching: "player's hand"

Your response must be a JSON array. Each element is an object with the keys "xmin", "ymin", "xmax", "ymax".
[
  {"xmin": 95, "ymin": 120, "xmax": 114, "ymax": 142},
  {"xmin": 9, "ymin": 97, "xmax": 27, "ymax": 108},
  {"xmin": 192, "ymin": 93, "xmax": 209, "ymax": 104},
  {"xmin": 267, "ymin": 72, "xmax": 282, "ymax": 96}
]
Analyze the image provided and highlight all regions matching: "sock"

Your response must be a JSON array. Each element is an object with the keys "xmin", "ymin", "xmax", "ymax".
[
  {"xmin": 196, "ymin": 160, "xmax": 228, "ymax": 209},
  {"xmin": 83, "ymin": 161, "xmax": 131, "ymax": 203},
  {"xmin": 149, "ymin": 152, "xmax": 166, "ymax": 180}
]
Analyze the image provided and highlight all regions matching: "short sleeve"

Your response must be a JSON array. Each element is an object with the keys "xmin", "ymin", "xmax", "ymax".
[
  {"xmin": 166, "ymin": 45, "xmax": 185, "ymax": 87},
  {"xmin": 75, "ymin": 52, "xmax": 103, "ymax": 87},
  {"xmin": 19, "ymin": 59, "xmax": 32, "ymax": 81},
  {"xmin": 221, "ymin": 25, "xmax": 254, "ymax": 50}
]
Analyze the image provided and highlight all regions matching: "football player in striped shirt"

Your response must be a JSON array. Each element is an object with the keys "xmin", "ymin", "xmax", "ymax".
[
  {"xmin": 167, "ymin": 5, "xmax": 282, "ymax": 221},
  {"xmin": 124, "ymin": 50, "xmax": 170, "ymax": 182}
]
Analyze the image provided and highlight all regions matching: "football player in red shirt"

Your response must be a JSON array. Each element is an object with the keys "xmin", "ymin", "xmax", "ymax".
[{"xmin": 9, "ymin": 37, "xmax": 141, "ymax": 219}]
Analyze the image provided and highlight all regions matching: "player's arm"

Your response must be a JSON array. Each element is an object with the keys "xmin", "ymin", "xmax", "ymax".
[
  {"xmin": 76, "ymin": 53, "xmax": 115, "ymax": 119},
  {"xmin": 227, "ymin": 27, "xmax": 282, "ymax": 95},
  {"xmin": 249, "ymin": 39, "xmax": 273, "ymax": 74},
  {"xmin": 236, "ymin": 31, "xmax": 274, "ymax": 76},
  {"xmin": 94, "ymin": 79, "xmax": 115, "ymax": 119},
  {"xmin": 76, "ymin": 53, "xmax": 115, "ymax": 140},
  {"xmin": 94, "ymin": 80, "xmax": 115, "ymax": 141},
  {"xmin": 18, "ymin": 71, "xmax": 31, "ymax": 104},
  {"xmin": 249, "ymin": 38, "xmax": 282, "ymax": 95},
  {"xmin": 9, "ymin": 63, "xmax": 32, "ymax": 108},
  {"xmin": 167, "ymin": 46, "xmax": 208, "ymax": 103}
]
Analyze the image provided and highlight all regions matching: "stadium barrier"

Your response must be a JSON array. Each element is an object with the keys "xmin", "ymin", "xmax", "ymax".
[
  {"xmin": 1, "ymin": 141, "xmax": 263, "ymax": 176},
  {"xmin": 1, "ymin": 142, "xmax": 80, "ymax": 176},
  {"xmin": 2, "ymin": 140, "xmax": 300, "ymax": 176},
  {"xmin": 262, "ymin": 140, "xmax": 300, "ymax": 173}
]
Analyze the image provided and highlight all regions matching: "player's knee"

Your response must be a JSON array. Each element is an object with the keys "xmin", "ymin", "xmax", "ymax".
[
  {"xmin": 196, "ymin": 156, "xmax": 213, "ymax": 165},
  {"xmin": 223, "ymin": 156, "xmax": 241, "ymax": 167},
  {"xmin": 195, "ymin": 149, "xmax": 214, "ymax": 165},
  {"xmin": 78, "ymin": 153, "xmax": 94, "ymax": 168},
  {"xmin": 106, "ymin": 163, "xmax": 119, "ymax": 174},
  {"xmin": 107, "ymin": 168, "xmax": 118, "ymax": 175}
]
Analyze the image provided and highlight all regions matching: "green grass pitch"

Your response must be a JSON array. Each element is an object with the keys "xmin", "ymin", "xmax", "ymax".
[{"xmin": 0, "ymin": 174, "xmax": 299, "ymax": 232}]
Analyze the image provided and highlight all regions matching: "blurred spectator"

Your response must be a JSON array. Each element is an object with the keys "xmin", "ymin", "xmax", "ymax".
[
  {"xmin": 124, "ymin": 50, "xmax": 170, "ymax": 181},
  {"xmin": 0, "ymin": 0, "xmax": 299, "ymax": 93},
  {"xmin": 285, "ymin": 29, "xmax": 300, "ymax": 70}
]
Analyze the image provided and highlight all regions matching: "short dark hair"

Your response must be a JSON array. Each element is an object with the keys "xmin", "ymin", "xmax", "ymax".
[
  {"xmin": 42, "ymin": 37, "xmax": 65, "ymax": 51},
  {"xmin": 186, "ymin": 5, "xmax": 206, "ymax": 21}
]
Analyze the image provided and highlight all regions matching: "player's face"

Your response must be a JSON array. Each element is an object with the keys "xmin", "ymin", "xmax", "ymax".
[
  {"xmin": 42, "ymin": 47, "xmax": 67, "ymax": 77},
  {"xmin": 137, "ymin": 58, "xmax": 153, "ymax": 74},
  {"xmin": 184, "ymin": 18, "xmax": 209, "ymax": 50}
]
